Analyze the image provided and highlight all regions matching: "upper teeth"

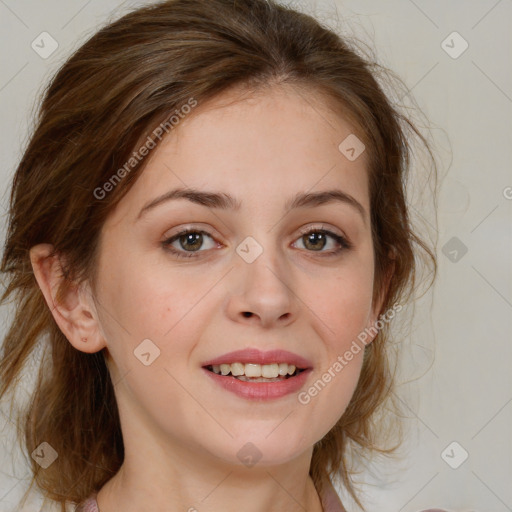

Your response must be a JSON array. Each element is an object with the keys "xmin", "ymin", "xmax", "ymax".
[{"xmin": 211, "ymin": 363, "xmax": 297, "ymax": 378}]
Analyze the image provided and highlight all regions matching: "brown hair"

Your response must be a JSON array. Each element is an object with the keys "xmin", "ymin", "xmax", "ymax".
[{"xmin": 0, "ymin": 0, "xmax": 437, "ymax": 510}]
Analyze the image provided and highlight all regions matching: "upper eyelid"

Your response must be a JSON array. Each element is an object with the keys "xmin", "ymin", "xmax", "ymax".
[{"xmin": 165, "ymin": 224, "xmax": 347, "ymax": 241}]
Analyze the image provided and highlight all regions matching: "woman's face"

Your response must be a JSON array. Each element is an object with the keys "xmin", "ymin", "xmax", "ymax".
[{"xmin": 90, "ymin": 85, "xmax": 381, "ymax": 469}]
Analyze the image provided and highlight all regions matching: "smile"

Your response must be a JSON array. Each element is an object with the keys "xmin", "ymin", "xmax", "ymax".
[{"xmin": 201, "ymin": 348, "xmax": 313, "ymax": 400}]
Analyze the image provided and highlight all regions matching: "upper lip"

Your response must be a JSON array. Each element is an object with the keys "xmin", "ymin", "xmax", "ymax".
[{"xmin": 202, "ymin": 348, "xmax": 313, "ymax": 369}]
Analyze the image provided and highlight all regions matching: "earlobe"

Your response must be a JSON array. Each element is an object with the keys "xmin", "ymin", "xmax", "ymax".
[{"xmin": 29, "ymin": 244, "xmax": 106, "ymax": 354}]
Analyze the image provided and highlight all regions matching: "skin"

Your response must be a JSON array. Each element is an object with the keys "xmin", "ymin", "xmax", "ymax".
[{"xmin": 30, "ymin": 84, "xmax": 390, "ymax": 512}]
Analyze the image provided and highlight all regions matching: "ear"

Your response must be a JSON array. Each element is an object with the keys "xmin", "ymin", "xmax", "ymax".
[
  {"xmin": 365, "ymin": 256, "xmax": 396, "ymax": 345},
  {"xmin": 29, "ymin": 243, "xmax": 106, "ymax": 354}
]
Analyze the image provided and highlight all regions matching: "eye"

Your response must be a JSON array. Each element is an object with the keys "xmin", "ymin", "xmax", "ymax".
[
  {"xmin": 162, "ymin": 228, "xmax": 218, "ymax": 259},
  {"xmin": 162, "ymin": 225, "xmax": 352, "ymax": 260},
  {"xmin": 292, "ymin": 226, "xmax": 352, "ymax": 256}
]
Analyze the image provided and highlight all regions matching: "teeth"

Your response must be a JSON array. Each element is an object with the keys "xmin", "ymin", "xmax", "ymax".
[
  {"xmin": 235, "ymin": 375, "xmax": 282, "ymax": 383},
  {"xmin": 245, "ymin": 363, "xmax": 261, "ymax": 377},
  {"xmin": 262, "ymin": 363, "xmax": 279, "ymax": 378},
  {"xmin": 230, "ymin": 362, "xmax": 244, "ymax": 376},
  {"xmin": 209, "ymin": 362, "xmax": 300, "ymax": 378}
]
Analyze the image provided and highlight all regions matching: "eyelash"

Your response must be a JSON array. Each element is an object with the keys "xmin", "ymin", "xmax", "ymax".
[{"xmin": 162, "ymin": 226, "xmax": 352, "ymax": 260}]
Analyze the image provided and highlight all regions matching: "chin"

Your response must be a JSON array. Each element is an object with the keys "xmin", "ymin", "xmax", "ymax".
[{"xmin": 219, "ymin": 429, "xmax": 314, "ymax": 468}]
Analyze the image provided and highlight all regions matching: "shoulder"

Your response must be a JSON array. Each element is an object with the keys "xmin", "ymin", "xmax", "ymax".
[
  {"xmin": 317, "ymin": 478, "xmax": 347, "ymax": 512},
  {"xmin": 72, "ymin": 493, "xmax": 99, "ymax": 512}
]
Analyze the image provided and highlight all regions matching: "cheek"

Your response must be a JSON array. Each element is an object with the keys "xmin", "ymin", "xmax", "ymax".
[
  {"xmin": 96, "ymin": 250, "xmax": 219, "ymax": 376},
  {"xmin": 300, "ymin": 350, "xmax": 364, "ymax": 442},
  {"xmin": 95, "ymin": 256, "xmax": 209, "ymax": 428},
  {"xmin": 307, "ymin": 261, "xmax": 375, "ymax": 346},
  {"xmin": 98, "ymin": 249, "xmax": 191, "ymax": 335},
  {"xmin": 296, "ymin": 259, "xmax": 373, "ymax": 422},
  {"xmin": 298, "ymin": 280, "xmax": 369, "ymax": 435}
]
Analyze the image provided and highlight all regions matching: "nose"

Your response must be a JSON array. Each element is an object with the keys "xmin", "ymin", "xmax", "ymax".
[{"xmin": 225, "ymin": 244, "xmax": 298, "ymax": 329}]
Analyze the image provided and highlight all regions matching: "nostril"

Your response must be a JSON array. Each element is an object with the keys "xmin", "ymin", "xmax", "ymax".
[{"xmin": 242, "ymin": 312, "xmax": 253, "ymax": 318}]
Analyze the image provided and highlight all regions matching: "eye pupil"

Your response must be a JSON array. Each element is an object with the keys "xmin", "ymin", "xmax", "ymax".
[
  {"xmin": 180, "ymin": 232, "xmax": 202, "ymax": 251},
  {"xmin": 303, "ymin": 232, "xmax": 326, "ymax": 251}
]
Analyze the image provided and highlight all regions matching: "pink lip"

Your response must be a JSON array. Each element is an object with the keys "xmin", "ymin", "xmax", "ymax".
[
  {"xmin": 202, "ymin": 367, "xmax": 312, "ymax": 400},
  {"xmin": 201, "ymin": 348, "xmax": 313, "ymax": 369}
]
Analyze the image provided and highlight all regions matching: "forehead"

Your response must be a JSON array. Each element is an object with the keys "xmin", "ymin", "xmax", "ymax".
[
  {"xmin": 166, "ymin": 83, "xmax": 366, "ymax": 161},
  {"xmin": 108, "ymin": 84, "xmax": 370, "ymax": 222}
]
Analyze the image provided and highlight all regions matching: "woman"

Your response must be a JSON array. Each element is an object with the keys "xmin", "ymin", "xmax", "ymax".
[{"xmin": 0, "ymin": 0, "xmax": 438, "ymax": 510}]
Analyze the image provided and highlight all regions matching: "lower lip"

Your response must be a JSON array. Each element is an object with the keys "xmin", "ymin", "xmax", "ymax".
[{"xmin": 202, "ymin": 368, "xmax": 312, "ymax": 400}]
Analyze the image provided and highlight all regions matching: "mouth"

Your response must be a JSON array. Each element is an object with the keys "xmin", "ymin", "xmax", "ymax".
[
  {"xmin": 201, "ymin": 348, "xmax": 312, "ymax": 399},
  {"xmin": 204, "ymin": 362, "xmax": 306, "ymax": 382}
]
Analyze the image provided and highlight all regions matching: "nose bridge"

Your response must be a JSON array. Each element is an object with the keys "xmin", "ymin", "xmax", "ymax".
[
  {"xmin": 232, "ymin": 195, "xmax": 285, "ymax": 262},
  {"xmin": 229, "ymin": 230, "xmax": 296, "ymax": 324},
  {"xmin": 236, "ymin": 230, "xmax": 286, "ymax": 289}
]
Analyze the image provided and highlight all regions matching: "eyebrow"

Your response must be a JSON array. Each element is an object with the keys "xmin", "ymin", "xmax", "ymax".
[{"xmin": 136, "ymin": 187, "xmax": 367, "ymax": 224}]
